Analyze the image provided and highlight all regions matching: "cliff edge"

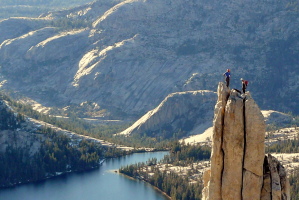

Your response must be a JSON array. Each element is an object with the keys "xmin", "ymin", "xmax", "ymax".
[{"xmin": 202, "ymin": 82, "xmax": 290, "ymax": 200}]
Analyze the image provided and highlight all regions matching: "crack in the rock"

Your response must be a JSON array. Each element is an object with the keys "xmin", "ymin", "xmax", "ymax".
[
  {"xmin": 220, "ymin": 88, "xmax": 230, "ymax": 197},
  {"xmin": 241, "ymin": 96, "xmax": 246, "ymax": 200},
  {"xmin": 243, "ymin": 168, "xmax": 263, "ymax": 178}
]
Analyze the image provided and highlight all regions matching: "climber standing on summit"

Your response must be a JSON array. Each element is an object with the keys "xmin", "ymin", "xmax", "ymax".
[
  {"xmin": 241, "ymin": 78, "xmax": 249, "ymax": 93},
  {"xmin": 223, "ymin": 69, "xmax": 230, "ymax": 87}
]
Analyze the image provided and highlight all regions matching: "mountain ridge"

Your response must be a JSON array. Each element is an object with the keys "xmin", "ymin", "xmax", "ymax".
[
  {"xmin": 0, "ymin": 0, "xmax": 298, "ymax": 118},
  {"xmin": 118, "ymin": 90, "xmax": 216, "ymax": 138}
]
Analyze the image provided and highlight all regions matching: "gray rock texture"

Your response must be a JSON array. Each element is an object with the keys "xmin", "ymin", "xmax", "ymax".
[
  {"xmin": 242, "ymin": 92, "xmax": 265, "ymax": 200},
  {"xmin": 222, "ymin": 89, "xmax": 245, "ymax": 200},
  {"xmin": 0, "ymin": 0, "xmax": 299, "ymax": 117},
  {"xmin": 119, "ymin": 90, "xmax": 216, "ymax": 138},
  {"xmin": 262, "ymin": 110, "xmax": 293, "ymax": 126},
  {"xmin": 0, "ymin": 100, "xmax": 44, "ymax": 155},
  {"xmin": 266, "ymin": 154, "xmax": 291, "ymax": 200},
  {"xmin": 206, "ymin": 82, "xmax": 229, "ymax": 200},
  {"xmin": 202, "ymin": 82, "xmax": 290, "ymax": 200}
]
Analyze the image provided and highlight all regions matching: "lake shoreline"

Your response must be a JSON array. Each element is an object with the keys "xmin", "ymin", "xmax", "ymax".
[
  {"xmin": 0, "ymin": 150, "xmax": 168, "ymax": 189},
  {"xmin": 0, "ymin": 163, "xmax": 102, "ymax": 189},
  {"xmin": 118, "ymin": 171, "xmax": 171, "ymax": 200},
  {"xmin": 0, "ymin": 151, "xmax": 169, "ymax": 200}
]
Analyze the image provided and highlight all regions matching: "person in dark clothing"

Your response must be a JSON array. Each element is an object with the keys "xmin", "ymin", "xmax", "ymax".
[
  {"xmin": 241, "ymin": 78, "xmax": 249, "ymax": 93},
  {"xmin": 223, "ymin": 69, "xmax": 230, "ymax": 87}
]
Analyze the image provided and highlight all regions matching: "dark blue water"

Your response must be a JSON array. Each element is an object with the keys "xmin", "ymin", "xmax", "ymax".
[{"xmin": 0, "ymin": 152, "xmax": 169, "ymax": 200}]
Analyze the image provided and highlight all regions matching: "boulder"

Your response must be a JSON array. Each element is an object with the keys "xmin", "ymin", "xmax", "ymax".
[{"xmin": 267, "ymin": 154, "xmax": 290, "ymax": 200}]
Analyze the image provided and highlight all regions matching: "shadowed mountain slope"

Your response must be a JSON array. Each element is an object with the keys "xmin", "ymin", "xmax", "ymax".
[
  {"xmin": 0, "ymin": 0, "xmax": 298, "ymax": 118},
  {"xmin": 118, "ymin": 90, "xmax": 217, "ymax": 138}
]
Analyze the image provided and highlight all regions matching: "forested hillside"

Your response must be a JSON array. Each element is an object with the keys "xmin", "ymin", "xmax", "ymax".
[
  {"xmin": 0, "ymin": 129, "xmax": 103, "ymax": 187},
  {"xmin": 120, "ymin": 138, "xmax": 299, "ymax": 200},
  {"xmin": 0, "ymin": 92, "xmax": 174, "ymax": 149},
  {"xmin": 0, "ymin": 99, "xmax": 104, "ymax": 187},
  {"xmin": 0, "ymin": 93, "xmax": 133, "ymax": 188},
  {"xmin": 120, "ymin": 142, "xmax": 211, "ymax": 200}
]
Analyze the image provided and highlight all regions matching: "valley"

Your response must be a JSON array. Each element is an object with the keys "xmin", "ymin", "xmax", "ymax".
[{"xmin": 0, "ymin": 0, "xmax": 299, "ymax": 199}]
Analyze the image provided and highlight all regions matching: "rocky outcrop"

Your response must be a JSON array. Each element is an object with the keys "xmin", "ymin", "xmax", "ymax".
[
  {"xmin": 39, "ymin": 0, "xmax": 123, "ymax": 21},
  {"xmin": 206, "ymin": 82, "xmax": 229, "ymax": 200},
  {"xmin": 202, "ymin": 82, "xmax": 290, "ymax": 200},
  {"xmin": 0, "ymin": 17, "xmax": 50, "ymax": 44},
  {"xmin": 264, "ymin": 154, "xmax": 290, "ymax": 200},
  {"xmin": 118, "ymin": 90, "xmax": 216, "ymax": 138},
  {"xmin": 242, "ymin": 92, "xmax": 266, "ymax": 200},
  {"xmin": 222, "ymin": 89, "xmax": 245, "ymax": 199},
  {"xmin": 261, "ymin": 110, "xmax": 293, "ymax": 126},
  {"xmin": 0, "ymin": 100, "xmax": 44, "ymax": 155}
]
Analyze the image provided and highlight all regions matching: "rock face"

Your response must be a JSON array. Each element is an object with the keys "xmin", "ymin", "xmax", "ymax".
[
  {"xmin": 206, "ymin": 82, "xmax": 229, "ymax": 200},
  {"xmin": 222, "ymin": 89, "xmax": 245, "ymax": 200},
  {"xmin": 261, "ymin": 110, "xmax": 293, "ymax": 126},
  {"xmin": 202, "ymin": 82, "xmax": 290, "ymax": 200},
  {"xmin": 0, "ymin": 99, "xmax": 43, "ymax": 155},
  {"xmin": 119, "ymin": 90, "xmax": 216, "ymax": 138},
  {"xmin": 0, "ymin": 0, "xmax": 299, "ymax": 117}
]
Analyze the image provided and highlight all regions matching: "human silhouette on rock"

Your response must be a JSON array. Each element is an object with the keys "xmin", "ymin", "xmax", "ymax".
[{"xmin": 223, "ymin": 69, "xmax": 230, "ymax": 87}]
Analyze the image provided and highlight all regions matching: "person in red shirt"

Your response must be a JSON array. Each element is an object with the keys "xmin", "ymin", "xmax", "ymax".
[{"xmin": 240, "ymin": 78, "xmax": 249, "ymax": 93}]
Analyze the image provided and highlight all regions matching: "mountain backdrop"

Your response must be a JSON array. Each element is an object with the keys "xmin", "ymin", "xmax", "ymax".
[{"xmin": 0, "ymin": 0, "xmax": 298, "ymax": 119}]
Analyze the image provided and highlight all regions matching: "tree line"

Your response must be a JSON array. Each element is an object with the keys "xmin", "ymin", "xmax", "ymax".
[
  {"xmin": 0, "ymin": 94, "xmax": 131, "ymax": 187},
  {"xmin": 0, "ymin": 126, "xmax": 104, "ymax": 188},
  {"xmin": 289, "ymin": 167, "xmax": 299, "ymax": 200},
  {"xmin": 120, "ymin": 142, "xmax": 211, "ymax": 200},
  {"xmin": 2, "ymin": 93, "xmax": 171, "ymax": 149},
  {"xmin": 266, "ymin": 135, "xmax": 299, "ymax": 153},
  {"xmin": 120, "ymin": 137, "xmax": 299, "ymax": 200},
  {"xmin": 49, "ymin": 18, "xmax": 91, "ymax": 30},
  {"xmin": 0, "ymin": 101, "xmax": 25, "ymax": 130},
  {"xmin": 265, "ymin": 132, "xmax": 299, "ymax": 198}
]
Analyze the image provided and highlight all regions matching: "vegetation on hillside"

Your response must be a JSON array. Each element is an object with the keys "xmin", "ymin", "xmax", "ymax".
[
  {"xmin": 1, "ymin": 92, "xmax": 172, "ymax": 149},
  {"xmin": 0, "ymin": 101, "xmax": 25, "ymax": 130},
  {"xmin": 0, "ymin": 102, "xmax": 105, "ymax": 187},
  {"xmin": 120, "ymin": 142, "xmax": 211, "ymax": 200},
  {"xmin": 289, "ymin": 167, "xmax": 299, "ymax": 200},
  {"xmin": 162, "ymin": 141, "xmax": 211, "ymax": 165},
  {"xmin": 0, "ymin": 91, "xmax": 180, "ymax": 189},
  {"xmin": 0, "ymin": 122, "xmax": 130, "ymax": 187},
  {"xmin": 0, "ymin": 93, "xmax": 131, "ymax": 188},
  {"xmin": 0, "ymin": 128, "xmax": 104, "ymax": 187},
  {"xmin": 1, "ymin": 92, "xmax": 299, "ymax": 194},
  {"xmin": 120, "ymin": 133, "xmax": 299, "ymax": 199},
  {"xmin": 265, "ymin": 134, "xmax": 299, "ymax": 198},
  {"xmin": 266, "ymin": 137, "xmax": 299, "ymax": 153},
  {"xmin": 49, "ymin": 18, "xmax": 91, "ymax": 30}
]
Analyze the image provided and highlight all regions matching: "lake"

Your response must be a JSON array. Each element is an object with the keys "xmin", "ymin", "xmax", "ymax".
[{"xmin": 0, "ymin": 152, "xmax": 169, "ymax": 200}]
